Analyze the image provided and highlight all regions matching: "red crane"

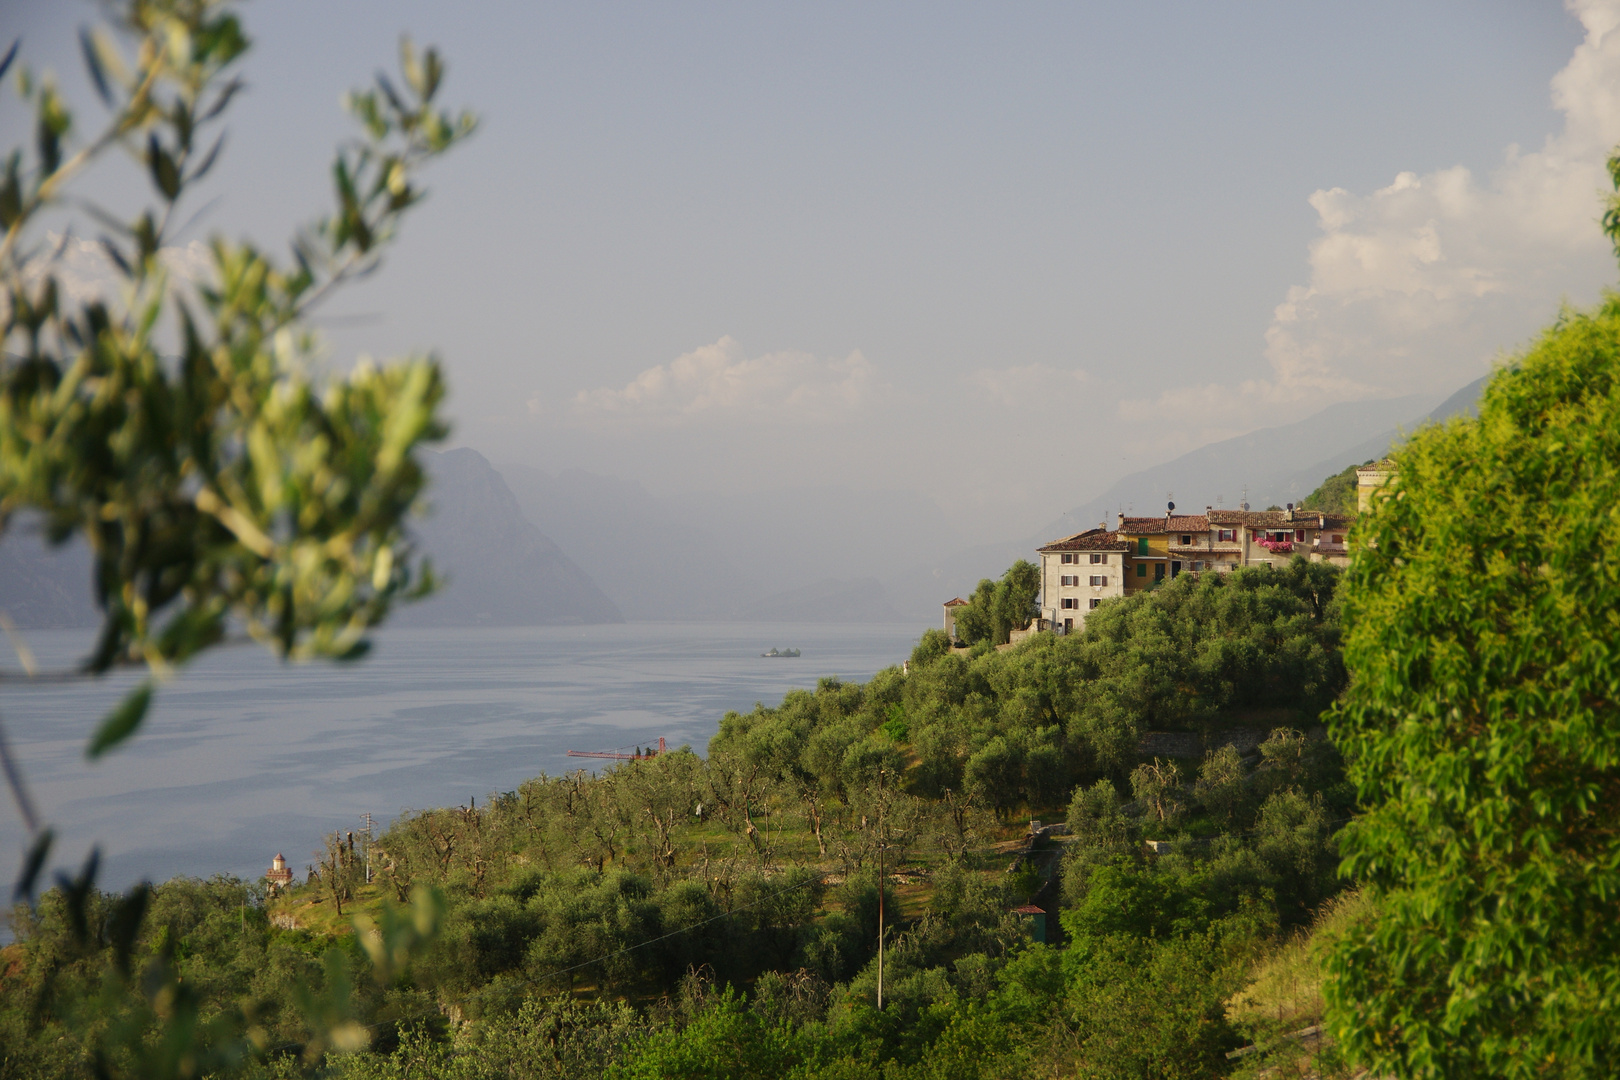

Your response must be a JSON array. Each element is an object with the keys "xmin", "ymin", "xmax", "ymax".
[{"xmin": 567, "ymin": 736, "xmax": 667, "ymax": 760}]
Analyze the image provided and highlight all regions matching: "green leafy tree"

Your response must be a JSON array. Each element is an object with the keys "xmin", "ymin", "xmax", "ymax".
[
  {"xmin": 952, "ymin": 558, "xmax": 1040, "ymax": 646},
  {"xmin": 1193, "ymin": 744, "xmax": 1249, "ymax": 827},
  {"xmin": 1324, "ymin": 177, "xmax": 1620, "ymax": 1076},
  {"xmin": 1, "ymin": 0, "xmax": 471, "ymax": 830},
  {"xmin": 1300, "ymin": 459, "xmax": 1369, "ymax": 516},
  {"xmin": 1129, "ymin": 757, "xmax": 1183, "ymax": 827},
  {"xmin": 0, "ymin": 0, "xmax": 472, "ymax": 1074}
]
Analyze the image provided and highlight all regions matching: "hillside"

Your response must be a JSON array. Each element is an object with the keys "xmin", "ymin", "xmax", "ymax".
[
  {"xmin": 890, "ymin": 375, "xmax": 1490, "ymax": 615},
  {"xmin": 0, "ymin": 524, "xmax": 98, "ymax": 628},
  {"xmin": 394, "ymin": 448, "xmax": 624, "ymax": 627},
  {"xmin": 2, "ymin": 561, "xmax": 1355, "ymax": 1079},
  {"xmin": 500, "ymin": 464, "xmax": 959, "ymax": 622},
  {"xmin": 0, "ymin": 450, "xmax": 623, "ymax": 631}
]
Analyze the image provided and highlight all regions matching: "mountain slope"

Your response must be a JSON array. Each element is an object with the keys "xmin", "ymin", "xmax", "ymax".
[
  {"xmin": 0, "ymin": 523, "xmax": 98, "ymax": 629},
  {"xmin": 1036, "ymin": 393, "xmax": 1432, "ymax": 538},
  {"xmin": 395, "ymin": 448, "xmax": 623, "ymax": 627},
  {"xmin": 499, "ymin": 465, "xmax": 962, "ymax": 623},
  {"xmin": 888, "ymin": 377, "xmax": 1492, "ymax": 617},
  {"xmin": 500, "ymin": 465, "xmax": 754, "ymax": 620}
]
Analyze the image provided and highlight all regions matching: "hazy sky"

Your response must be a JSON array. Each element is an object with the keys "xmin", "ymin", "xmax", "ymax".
[{"xmin": 7, "ymin": 1, "xmax": 1619, "ymax": 540}]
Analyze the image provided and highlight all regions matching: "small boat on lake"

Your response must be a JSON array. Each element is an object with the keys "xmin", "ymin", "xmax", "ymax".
[{"xmin": 761, "ymin": 647, "xmax": 801, "ymax": 658}]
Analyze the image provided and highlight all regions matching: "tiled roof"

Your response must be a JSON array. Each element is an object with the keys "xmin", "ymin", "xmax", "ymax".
[
  {"xmin": 1037, "ymin": 528, "xmax": 1132, "ymax": 553},
  {"xmin": 1204, "ymin": 509, "xmax": 1356, "ymax": 529},
  {"xmin": 1117, "ymin": 514, "xmax": 1213, "ymax": 534},
  {"xmin": 1208, "ymin": 510, "xmax": 1296, "ymax": 527},
  {"xmin": 943, "ymin": 597, "xmax": 969, "ymax": 607}
]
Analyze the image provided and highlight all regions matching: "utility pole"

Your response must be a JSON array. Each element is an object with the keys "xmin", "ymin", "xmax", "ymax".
[
  {"xmin": 360, "ymin": 812, "xmax": 375, "ymax": 884},
  {"xmin": 876, "ymin": 766, "xmax": 885, "ymax": 1012}
]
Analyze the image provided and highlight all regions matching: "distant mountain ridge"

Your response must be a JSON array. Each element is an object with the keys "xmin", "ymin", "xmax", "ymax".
[
  {"xmin": 0, "ymin": 523, "xmax": 97, "ymax": 629},
  {"xmin": 888, "ymin": 375, "xmax": 1492, "ymax": 617},
  {"xmin": 499, "ymin": 464, "xmax": 939, "ymax": 623},
  {"xmin": 0, "ymin": 447, "xmax": 624, "ymax": 630},
  {"xmin": 397, "ymin": 448, "xmax": 623, "ymax": 627},
  {"xmin": 0, "ymin": 377, "xmax": 1492, "ymax": 630}
]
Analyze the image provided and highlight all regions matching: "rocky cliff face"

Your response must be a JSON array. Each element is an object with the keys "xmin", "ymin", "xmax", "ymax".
[
  {"xmin": 0, "ymin": 525, "xmax": 98, "ymax": 628},
  {"xmin": 0, "ymin": 448, "xmax": 623, "ymax": 630},
  {"xmin": 397, "ymin": 448, "xmax": 623, "ymax": 626}
]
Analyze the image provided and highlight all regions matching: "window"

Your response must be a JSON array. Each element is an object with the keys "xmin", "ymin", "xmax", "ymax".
[
  {"xmin": 1191, "ymin": 561, "xmax": 1202, "ymax": 571},
  {"xmin": 1154, "ymin": 563, "xmax": 1165, "ymax": 580},
  {"xmin": 1063, "ymin": 617, "xmax": 1073, "ymax": 631},
  {"xmin": 1332, "ymin": 533, "xmax": 1344, "ymax": 543},
  {"xmin": 1137, "ymin": 537, "xmax": 1149, "ymax": 555},
  {"xmin": 1217, "ymin": 529, "xmax": 1234, "ymax": 542},
  {"xmin": 1060, "ymin": 574, "xmax": 1076, "ymax": 587},
  {"xmin": 1180, "ymin": 534, "xmax": 1191, "ymax": 545},
  {"xmin": 1060, "ymin": 597, "xmax": 1078, "ymax": 609},
  {"xmin": 1089, "ymin": 575, "xmax": 1107, "ymax": 586},
  {"xmin": 1136, "ymin": 564, "xmax": 1147, "ymax": 578},
  {"xmin": 1090, "ymin": 552, "xmax": 1106, "ymax": 564},
  {"xmin": 1089, "ymin": 598, "xmax": 1101, "ymax": 609},
  {"xmin": 1060, "ymin": 552, "xmax": 1075, "ymax": 564},
  {"xmin": 1295, "ymin": 529, "xmax": 1306, "ymax": 542}
]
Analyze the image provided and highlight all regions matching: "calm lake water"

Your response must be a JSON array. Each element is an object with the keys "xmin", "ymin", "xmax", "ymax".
[{"xmin": 0, "ymin": 622, "xmax": 923, "ymax": 892}]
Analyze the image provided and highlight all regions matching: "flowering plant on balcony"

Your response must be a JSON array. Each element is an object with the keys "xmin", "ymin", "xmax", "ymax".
[{"xmin": 1258, "ymin": 539, "xmax": 1293, "ymax": 553}]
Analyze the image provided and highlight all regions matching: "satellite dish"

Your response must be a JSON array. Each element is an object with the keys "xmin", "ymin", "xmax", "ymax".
[{"xmin": 1167, "ymin": 501, "xmax": 1175, "ymax": 512}]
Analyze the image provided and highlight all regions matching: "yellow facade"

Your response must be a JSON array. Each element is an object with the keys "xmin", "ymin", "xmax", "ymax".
[
  {"xmin": 1120, "ymin": 526, "xmax": 1170, "ymax": 594},
  {"xmin": 1356, "ymin": 461, "xmax": 1395, "ymax": 513}
]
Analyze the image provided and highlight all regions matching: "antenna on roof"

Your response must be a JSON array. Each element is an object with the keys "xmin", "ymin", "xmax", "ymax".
[{"xmin": 1240, "ymin": 485, "xmax": 1249, "ymax": 512}]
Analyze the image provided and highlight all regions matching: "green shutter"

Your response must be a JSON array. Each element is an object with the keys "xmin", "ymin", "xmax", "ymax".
[{"xmin": 1137, "ymin": 537, "xmax": 1149, "ymax": 555}]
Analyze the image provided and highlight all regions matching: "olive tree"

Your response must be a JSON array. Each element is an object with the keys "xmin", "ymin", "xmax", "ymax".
[
  {"xmin": 1323, "ymin": 166, "xmax": 1620, "ymax": 1077},
  {"xmin": 0, "ymin": 1, "xmax": 473, "ymax": 1073},
  {"xmin": 952, "ymin": 558, "xmax": 1041, "ymax": 646},
  {"xmin": 0, "ymin": 0, "xmax": 472, "ymax": 869}
]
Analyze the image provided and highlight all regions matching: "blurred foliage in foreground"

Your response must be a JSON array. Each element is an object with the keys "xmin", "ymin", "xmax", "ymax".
[{"xmin": 0, "ymin": 0, "xmax": 469, "ymax": 1075}]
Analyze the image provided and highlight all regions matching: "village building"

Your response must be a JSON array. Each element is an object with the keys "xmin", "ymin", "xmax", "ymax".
[
  {"xmin": 942, "ymin": 597, "xmax": 968, "ymax": 639},
  {"xmin": 265, "ymin": 852, "xmax": 294, "ymax": 895},
  {"xmin": 1207, "ymin": 506, "xmax": 1353, "ymax": 568},
  {"xmin": 1034, "ymin": 502, "xmax": 1354, "ymax": 633},
  {"xmin": 1356, "ymin": 459, "xmax": 1396, "ymax": 512},
  {"xmin": 1035, "ymin": 527, "xmax": 1131, "ymax": 633},
  {"xmin": 1115, "ymin": 511, "xmax": 1218, "ymax": 590}
]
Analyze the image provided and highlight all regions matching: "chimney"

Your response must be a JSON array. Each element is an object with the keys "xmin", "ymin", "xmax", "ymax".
[
  {"xmin": 1117, "ymin": 511, "xmax": 1125, "ymax": 529},
  {"xmin": 1286, "ymin": 502, "xmax": 1295, "ymax": 522}
]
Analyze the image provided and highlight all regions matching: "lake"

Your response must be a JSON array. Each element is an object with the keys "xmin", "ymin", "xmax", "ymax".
[{"xmin": 0, "ymin": 622, "xmax": 924, "ymax": 892}]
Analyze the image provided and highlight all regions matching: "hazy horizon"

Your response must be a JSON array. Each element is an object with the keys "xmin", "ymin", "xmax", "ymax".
[{"xmin": 7, "ymin": 1, "xmax": 1619, "ymax": 547}]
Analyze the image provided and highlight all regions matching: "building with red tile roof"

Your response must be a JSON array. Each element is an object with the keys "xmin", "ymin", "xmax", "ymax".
[{"xmin": 1034, "ymin": 502, "xmax": 1354, "ymax": 632}]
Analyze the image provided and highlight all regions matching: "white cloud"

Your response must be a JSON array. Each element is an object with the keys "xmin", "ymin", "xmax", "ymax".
[
  {"xmin": 2, "ymin": 233, "xmax": 216, "ymax": 333},
  {"xmin": 12, "ymin": 232, "xmax": 213, "ymax": 309},
  {"xmin": 968, "ymin": 363, "xmax": 1088, "ymax": 409},
  {"xmin": 571, "ymin": 336, "xmax": 877, "ymax": 424},
  {"xmin": 1127, "ymin": 0, "xmax": 1620, "ymax": 435}
]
